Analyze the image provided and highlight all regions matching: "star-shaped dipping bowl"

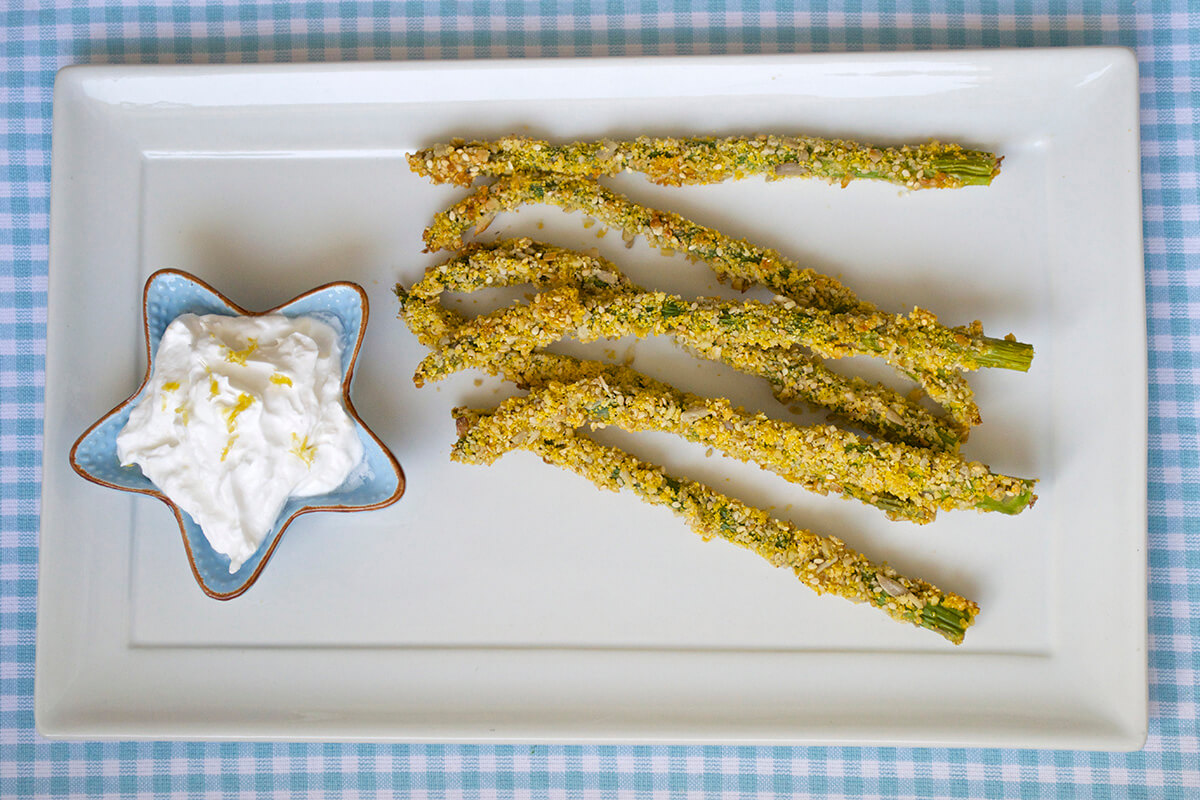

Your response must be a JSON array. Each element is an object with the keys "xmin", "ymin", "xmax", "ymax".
[{"xmin": 70, "ymin": 269, "xmax": 405, "ymax": 600}]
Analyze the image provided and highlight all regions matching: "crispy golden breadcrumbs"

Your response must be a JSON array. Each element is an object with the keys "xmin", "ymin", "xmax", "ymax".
[
  {"xmin": 409, "ymin": 134, "xmax": 1001, "ymax": 191},
  {"xmin": 452, "ymin": 376, "xmax": 1035, "ymax": 523},
  {"xmin": 414, "ymin": 239, "xmax": 962, "ymax": 449},
  {"xmin": 451, "ymin": 414, "xmax": 979, "ymax": 644},
  {"xmin": 422, "ymin": 174, "xmax": 1031, "ymax": 427}
]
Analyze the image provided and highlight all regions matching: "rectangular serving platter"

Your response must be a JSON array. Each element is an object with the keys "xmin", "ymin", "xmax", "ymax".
[{"xmin": 37, "ymin": 50, "xmax": 1146, "ymax": 748}]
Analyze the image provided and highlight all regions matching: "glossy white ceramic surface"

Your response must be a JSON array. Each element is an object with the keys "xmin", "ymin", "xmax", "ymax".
[{"xmin": 38, "ymin": 50, "xmax": 1145, "ymax": 747}]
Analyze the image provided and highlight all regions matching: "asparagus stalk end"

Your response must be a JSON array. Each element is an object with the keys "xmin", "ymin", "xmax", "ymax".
[
  {"xmin": 977, "ymin": 336, "xmax": 1034, "ymax": 372},
  {"xmin": 974, "ymin": 483, "xmax": 1038, "ymax": 515}
]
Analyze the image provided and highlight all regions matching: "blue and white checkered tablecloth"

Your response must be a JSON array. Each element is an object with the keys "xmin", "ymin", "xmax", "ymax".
[{"xmin": 3, "ymin": 1, "xmax": 1198, "ymax": 797}]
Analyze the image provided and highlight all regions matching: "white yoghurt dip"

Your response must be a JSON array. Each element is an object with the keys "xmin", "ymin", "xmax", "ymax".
[{"xmin": 117, "ymin": 312, "xmax": 364, "ymax": 572}]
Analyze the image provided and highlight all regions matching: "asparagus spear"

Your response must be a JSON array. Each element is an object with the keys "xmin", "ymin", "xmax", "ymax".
[
  {"xmin": 421, "ymin": 174, "xmax": 1027, "ymax": 425},
  {"xmin": 409, "ymin": 238, "xmax": 636, "ymax": 298},
  {"xmin": 414, "ymin": 239, "xmax": 963, "ymax": 449},
  {"xmin": 399, "ymin": 288, "xmax": 942, "ymax": 522},
  {"xmin": 397, "ymin": 287, "xmax": 1035, "ymax": 522},
  {"xmin": 452, "ymin": 411, "xmax": 980, "ymax": 644},
  {"xmin": 710, "ymin": 341, "xmax": 963, "ymax": 449},
  {"xmin": 452, "ymin": 376, "xmax": 1036, "ymax": 523},
  {"xmin": 413, "ymin": 285, "xmax": 1031, "ymax": 389},
  {"xmin": 423, "ymin": 173, "xmax": 867, "ymax": 313},
  {"xmin": 903, "ymin": 366, "xmax": 983, "ymax": 429},
  {"xmin": 409, "ymin": 134, "xmax": 1001, "ymax": 190}
]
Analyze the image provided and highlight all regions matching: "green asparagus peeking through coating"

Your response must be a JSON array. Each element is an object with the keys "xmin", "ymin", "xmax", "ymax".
[
  {"xmin": 412, "ymin": 284, "xmax": 1031, "ymax": 387},
  {"xmin": 421, "ymin": 174, "xmax": 1030, "ymax": 426},
  {"xmin": 422, "ymin": 172, "xmax": 868, "ymax": 313},
  {"xmin": 451, "ymin": 412, "xmax": 980, "ymax": 644},
  {"xmin": 452, "ymin": 376, "xmax": 1037, "ymax": 523},
  {"xmin": 409, "ymin": 134, "xmax": 1002, "ymax": 190},
  {"xmin": 413, "ymin": 239, "xmax": 963, "ymax": 450}
]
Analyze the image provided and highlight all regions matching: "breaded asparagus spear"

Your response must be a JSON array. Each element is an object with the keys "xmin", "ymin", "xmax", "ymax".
[
  {"xmin": 399, "ymin": 287, "xmax": 931, "ymax": 522},
  {"xmin": 711, "ymin": 341, "xmax": 965, "ymax": 449},
  {"xmin": 413, "ymin": 286, "xmax": 1032, "ymax": 386},
  {"xmin": 397, "ymin": 289, "xmax": 1035, "ymax": 522},
  {"xmin": 422, "ymin": 174, "xmax": 1027, "ymax": 426},
  {"xmin": 452, "ymin": 377, "xmax": 1036, "ymax": 522},
  {"xmin": 413, "ymin": 239, "xmax": 962, "ymax": 450},
  {"xmin": 409, "ymin": 134, "xmax": 1001, "ymax": 190},
  {"xmin": 423, "ymin": 173, "xmax": 866, "ymax": 313},
  {"xmin": 451, "ymin": 412, "xmax": 980, "ymax": 643}
]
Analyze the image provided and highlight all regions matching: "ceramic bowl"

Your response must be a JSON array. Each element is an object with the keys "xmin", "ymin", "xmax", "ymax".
[{"xmin": 70, "ymin": 269, "xmax": 405, "ymax": 599}]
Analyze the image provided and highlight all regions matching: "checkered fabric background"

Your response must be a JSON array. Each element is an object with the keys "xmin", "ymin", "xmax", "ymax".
[{"xmin": 2, "ymin": 1, "xmax": 1197, "ymax": 797}]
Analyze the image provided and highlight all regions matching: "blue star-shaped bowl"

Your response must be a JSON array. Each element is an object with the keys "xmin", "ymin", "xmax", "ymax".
[{"xmin": 70, "ymin": 269, "xmax": 405, "ymax": 600}]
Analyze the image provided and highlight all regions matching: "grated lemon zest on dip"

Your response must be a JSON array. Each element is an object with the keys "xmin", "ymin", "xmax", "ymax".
[
  {"xmin": 224, "ymin": 338, "xmax": 258, "ymax": 366},
  {"xmin": 290, "ymin": 433, "xmax": 318, "ymax": 468},
  {"xmin": 224, "ymin": 393, "xmax": 254, "ymax": 433}
]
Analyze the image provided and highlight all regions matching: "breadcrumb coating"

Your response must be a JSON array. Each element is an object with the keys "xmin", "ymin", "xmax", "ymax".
[
  {"xmin": 452, "ymin": 413, "xmax": 979, "ymax": 644},
  {"xmin": 396, "ymin": 135, "xmax": 1034, "ymax": 645},
  {"xmin": 452, "ymin": 376, "xmax": 1035, "ymax": 523},
  {"xmin": 414, "ymin": 239, "xmax": 961, "ymax": 449},
  {"xmin": 422, "ymin": 174, "xmax": 1031, "ymax": 426},
  {"xmin": 409, "ymin": 134, "xmax": 1001, "ymax": 191},
  {"xmin": 414, "ymin": 285, "xmax": 1027, "ymax": 386}
]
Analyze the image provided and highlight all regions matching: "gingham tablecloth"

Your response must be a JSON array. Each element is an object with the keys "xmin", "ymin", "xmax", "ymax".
[{"xmin": 3, "ymin": 1, "xmax": 1197, "ymax": 797}]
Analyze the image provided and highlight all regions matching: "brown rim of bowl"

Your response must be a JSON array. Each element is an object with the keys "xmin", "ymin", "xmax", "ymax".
[{"xmin": 68, "ymin": 268, "xmax": 406, "ymax": 600}]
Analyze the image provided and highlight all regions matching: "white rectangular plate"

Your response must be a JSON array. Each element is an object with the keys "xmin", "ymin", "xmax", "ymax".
[{"xmin": 38, "ymin": 50, "xmax": 1146, "ymax": 748}]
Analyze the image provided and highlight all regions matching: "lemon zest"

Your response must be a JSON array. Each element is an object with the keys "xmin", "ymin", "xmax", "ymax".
[
  {"xmin": 224, "ymin": 393, "xmax": 254, "ymax": 434},
  {"xmin": 224, "ymin": 338, "xmax": 258, "ymax": 366},
  {"xmin": 290, "ymin": 433, "xmax": 317, "ymax": 468}
]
